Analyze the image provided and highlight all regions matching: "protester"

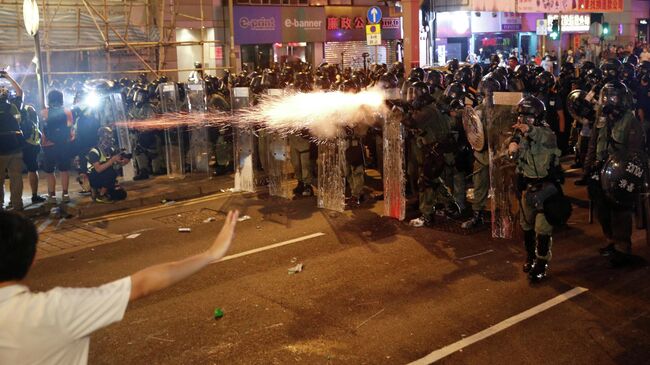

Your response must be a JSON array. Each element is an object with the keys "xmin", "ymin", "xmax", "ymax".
[
  {"xmin": 0, "ymin": 209, "xmax": 239, "ymax": 365},
  {"xmin": 0, "ymin": 71, "xmax": 24, "ymax": 211}
]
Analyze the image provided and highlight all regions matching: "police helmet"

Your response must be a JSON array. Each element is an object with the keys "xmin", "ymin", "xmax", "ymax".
[
  {"xmin": 47, "ymin": 89, "xmax": 64, "ymax": 107},
  {"xmin": 489, "ymin": 54, "xmax": 500, "ymax": 65},
  {"xmin": 566, "ymin": 89, "xmax": 595, "ymax": 121},
  {"xmin": 314, "ymin": 75, "xmax": 332, "ymax": 91},
  {"xmin": 378, "ymin": 72, "xmax": 398, "ymax": 90},
  {"xmin": 454, "ymin": 66, "xmax": 473, "ymax": 86},
  {"xmin": 516, "ymin": 95, "xmax": 546, "ymax": 125},
  {"xmin": 447, "ymin": 59, "xmax": 460, "ymax": 74},
  {"xmin": 478, "ymin": 75, "xmax": 501, "ymax": 97},
  {"xmin": 621, "ymin": 63, "xmax": 636, "ymax": 84},
  {"xmin": 443, "ymin": 82, "xmax": 466, "ymax": 110},
  {"xmin": 409, "ymin": 67, "xmax": 425, "ymax": 82},
  {"xmin": 585, "ymin": 68, "xmax": 603, "ymax": 88},
  {"xmin": 625, "ymin": 54, "xmax": 639, "ymax": 66},
  {"xmin": 534, "ymin": 71, "xmax": 555, "ymax": 93},
  {"xmin": 637, "ymin": 61, "xmax": 650, "ymax": 83},
  {"xmin": 579, "ymin": 61, "xmax": 596, "ymax": 77},
  {"xmin": 600, "ymin": 150, "xmax": 649, "ymax": 208},
  {"xmin": 406, "ymin": 81, "xmax": 434, "ymax": 109},
  {"xmin": 339, "ymin": 79, "xmax": 359, "ymax": 93},
  {"xmin": 599, "ymin": 81, "xmax": 631, "ymax": 119},
  {"xmin": 424, "ymin": 69, "xmax": 443, "ymax": 91},
  {"xmin": 600, "ymin": 58, "xmax": 623, "ymax": 81}
]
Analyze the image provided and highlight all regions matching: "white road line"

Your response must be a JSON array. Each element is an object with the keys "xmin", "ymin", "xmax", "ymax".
[
  {"xmin": 408, "ymin": 287, "xmax": 589, "ymax": 365},
  {"xmin": 213, "ymin": 232, "xmax": 326, "ymax": 264},
  {"xmin": 457, "ymin": 249, "xmax": 494, "ymax": 261}
]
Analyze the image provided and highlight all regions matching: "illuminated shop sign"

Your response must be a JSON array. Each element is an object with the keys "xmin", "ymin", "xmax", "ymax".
[{"xmin": 546, "ymin": 14, "xmax": 590, "ymax": 33}]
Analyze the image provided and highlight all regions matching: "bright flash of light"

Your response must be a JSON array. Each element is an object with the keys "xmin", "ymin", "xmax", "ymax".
[
  {"xmin": 85, "ymin": 91, "xmax": 101, "ymax": 109},
  {"xmin": 241, "ymin": 89, "xmax": 387, "ymax": 139},
  {"xmin": 115, "ymin": 111, "xmax": 234, "ymax": 131}
]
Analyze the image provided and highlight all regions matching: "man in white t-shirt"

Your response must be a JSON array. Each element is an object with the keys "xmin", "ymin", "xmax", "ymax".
[{"xmin": 0, "ymin": 210, "xmax": 239, "ymax": 365}]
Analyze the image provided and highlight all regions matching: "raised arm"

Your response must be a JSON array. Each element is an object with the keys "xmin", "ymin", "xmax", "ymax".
[{"xmin": 129, "ymin": 210, "xmax": 239, "ymax": 301}]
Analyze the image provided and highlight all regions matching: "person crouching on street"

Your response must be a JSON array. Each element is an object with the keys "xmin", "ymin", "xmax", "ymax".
[{"xmin": 87, "ymin": 127, "xmax": 130, "ymax": 203}]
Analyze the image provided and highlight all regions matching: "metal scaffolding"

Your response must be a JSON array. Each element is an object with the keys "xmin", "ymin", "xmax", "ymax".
[{"xmin": 0, "ymin": 0, "xmax": 229, "ymax": 79}]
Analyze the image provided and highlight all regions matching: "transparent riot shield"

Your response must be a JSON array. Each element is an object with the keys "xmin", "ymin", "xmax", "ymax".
[
  {"xmin": 318, "ymin": 138, "xmax": 346, "ymax": 212},
  {"xmin": 186, "ymin": 82, "xmax": 210, "ymax": 177},
  {"xmin": 488, "ymin": 92, "xmax": 522, "ymax": 239},
  {"xmin": 383, "ymin": 109, "xmax": 406, "ymax": 220},
  {"xmin": 231, "ymin": 87, "xmax": 256, "ymax": 192},
  {"xmin": 263, "ymin": 89, "xmax": 292, "ymax": 198},
  {"xmin": 158, "ymin": 82, "xmax": 185, "ymax": 178},
  {"xmin": 95, "ymin": 93, "xmax": 136, "ymax": 181}
]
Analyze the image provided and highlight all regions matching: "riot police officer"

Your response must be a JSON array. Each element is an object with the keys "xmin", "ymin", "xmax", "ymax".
[
  {"xmin": 406, "ymin": 81, "xmax": 455, "ymax": 227},
  {"xmin": 590, "ymin": 81, "xmax": 646, "ymax": 265},
  {"xmin": 508, "ymin": 96, "xmax": 563, "ymax": 281}
]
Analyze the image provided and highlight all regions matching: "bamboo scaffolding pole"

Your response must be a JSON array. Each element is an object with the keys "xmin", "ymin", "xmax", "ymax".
[
  {"xmin": 81, "ymin": 0, "xmax": 108, "ymax": 45},
  {"xmin": 81, "ymin": 0, "xmax": 159, "ymax": 77},
  {"xmin": 0, "ymin": 39, "xmax": 227, "ymax": 54},
  {"xmin": 158, "ymin": 0, "xmax": 164, "ymax": 70},
  {"xmin": 40, "ymin": 66, "xmax": 231, "ymax": 75}
]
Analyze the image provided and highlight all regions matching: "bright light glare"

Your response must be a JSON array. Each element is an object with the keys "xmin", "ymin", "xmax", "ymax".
[{"xmin": 85, "ymin": 91, "xmax": 101, "ymax": 108}]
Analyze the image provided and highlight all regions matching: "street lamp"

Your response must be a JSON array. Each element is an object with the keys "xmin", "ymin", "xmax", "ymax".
[{"xmin": 23, "ymin": 0, "xmax": 46, "ymax": 110}]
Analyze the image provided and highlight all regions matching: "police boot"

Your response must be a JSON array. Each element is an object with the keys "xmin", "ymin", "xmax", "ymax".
[
  {"xmin": 461, "ymin": 210, "xmax": 484, "ymax": 229},
  {"xmin": 529, "ymin": 235, "xmax": 551, "ymax": 282},
  {"xmin": 522, "ymin": 230, "xmax": 536, "ymax": 273}
]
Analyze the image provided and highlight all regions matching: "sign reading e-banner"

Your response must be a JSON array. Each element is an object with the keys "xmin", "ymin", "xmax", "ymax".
[{"xmin": 281, "ymin": 7, "xmax": 326, "ymax": 43}]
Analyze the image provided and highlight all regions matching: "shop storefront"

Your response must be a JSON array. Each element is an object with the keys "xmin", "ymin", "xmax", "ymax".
[
  {"xmin": 323, "ymin": 6, "xmax": 403, "ymax": 68},
  {"xmin": 468, "ymin": 12, "xmax": 534, "ymax": 63},
  {"xmin": 233, "ymin": 6, "xmax": 326, "ymax": 70}
]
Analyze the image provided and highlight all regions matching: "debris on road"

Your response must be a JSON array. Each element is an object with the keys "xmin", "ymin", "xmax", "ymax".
[
  {"xmin": 356, "ymin": 308, "xmax": 385, "ymax": 329},
  {"xmin": 237, "ymin": 215, "xmax": 251, "ymax": 222},
  {"xmin": 220, "ymin": 188, "xmax": 235, "ymax": 193},
  {"xmin": 126, "ymin": 233, "xmax": 141, "ymax": 239},
  {"xmin": 288, "ymin": 263, "xmax": 303, "ymax": 274},
  {"xmin": 214, "ymin": 308, "xmax": 224, "ymax": 319},
  {"xmin": 203, "ymin": 217, "xmax": 216, "ymax": 223},
  {"xmin": 161, "ymin": 199, "xmax": 176, "ymax": 206},
  {"xmin": 178, "ymin": 228, "xmax": 191, "ymax": 233}
]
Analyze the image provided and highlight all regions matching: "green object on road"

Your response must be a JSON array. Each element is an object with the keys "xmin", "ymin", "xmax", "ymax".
[{"xmin": 214, "ymin": 308, "xmax": 224, "ymax": 319}]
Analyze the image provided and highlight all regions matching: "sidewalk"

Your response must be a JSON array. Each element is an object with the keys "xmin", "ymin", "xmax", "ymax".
[{"xmin": 2, "ymin": 172, "xmax": 235, "ymax": 219}]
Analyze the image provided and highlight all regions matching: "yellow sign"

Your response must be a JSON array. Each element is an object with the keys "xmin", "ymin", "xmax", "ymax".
[{"xmin": 365, "ymin": 24, "xmax": 380, "ymax": 35}]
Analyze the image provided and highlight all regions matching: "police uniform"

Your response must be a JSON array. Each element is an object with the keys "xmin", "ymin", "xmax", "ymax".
[{"xmin": 288, "ymin": 133, "xmax": 314, "ymax": 194}]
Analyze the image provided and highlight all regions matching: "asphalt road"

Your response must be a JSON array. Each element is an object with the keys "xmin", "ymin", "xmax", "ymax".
[{"xmin": 25, "ymin": 170, "xmax": 650, "ymax": 364}]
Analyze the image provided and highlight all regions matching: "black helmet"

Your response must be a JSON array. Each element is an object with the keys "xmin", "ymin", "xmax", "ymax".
[
  {"xmin": 378, "ymin": 72, "xmax": 398, "ymax": 90},
  {"xmin": 579, "ymin": 61, "xmax": 596, "ymax": 77},
  {"xmin": 250, "ymin": 74, "xmax": 264, "ymax": 94},
  {"xmin": 447, "ymin": 59, "xmax": 460, "ymax": 74},
  {"xmin": 621, "ymin": 63, "xmax": 636, "ymax": 84},
  {"xmin": 534, "ymin": 71, "xmax": 555, "ymax": 93},
  {"xmin": 516, "ymin": 95, "xmax": 546, "ymax": 125},
  {"xmin": 599, "ymin": 81, "xmax": 631, "ymax": 120},
  {"xmin": 339, "ymin": 79, "xmax": 359, "ymax": 93},
  {"xmin": 489, "ymin": 54, "xmax": 500, "ymax": 65},
  {"xmin": 424, "ymin": 69, "xmax": 443, "ymax": 91},
  {"xmin": 454, "ymin": 66, "xmax": 473, "ymax": 86},
  {"xmin": 600, "ymin": 150, "xmax": 649, "ymax": 208},
  {"xmin": 314, "ymin": 75, "xmax": 332, "ymax": 91},
  {"xmin": 406, "ymin": 81, "xmax": 433, "ymax": 109},
  {"xmin": 47, "ymin": 89, "xmax": 64, "ymax": 107},
  {"xmin": 566, "ymin": 90, "xmax": 595, "ymax": 121},
  {"xmin": 600, "ymin": 58, "xmax": 622, "ymax": 81},
  {"xmin": 478, "ymin": 75, "xmax": 501, "ymax": 97},
  {"xmin": 390, "ymin": 61, "xmax": 405, "ymax": 79},
  {"xmin": 584, "ymin": 68, "xmax": 603, "ymax": 89},
  {"xmin": 261, "ymin": 70, "xmax": 279, "ymax": 89},
  {"xmin": 510, "ymin": 65, "xmax": 530, "ymax": 92},
  {"xmin": 409, "ymin": 67, "xmax": 425, "ymax": 82},
  {"xmin": 561, "ymin": 62, "xmax": 575, "ymax": 75},
  {"xmin": 294, "ymin": 72, "xmax": 313, "ymax": 92},
  {"xmin": 443, "ymin": 82, "xmax": 466, "ymax": 110}
]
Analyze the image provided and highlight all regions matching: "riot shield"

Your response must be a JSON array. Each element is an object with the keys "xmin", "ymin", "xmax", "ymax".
[
  {"xmin": 95, "ymin": 93, "xmax": 136, "ymax": 181},
  {"xmin": 186, "ymin": 82, "xmax": 211, "ymax": 176},
  {"xmin": 263, "ymin": 89, "xmax": 293, "ymax": 199},
  {"xmin": 488, "ymin": 92, "xmax": 522, "ymax": 239},
  {"xmin": 383, "ymin": 109, "xmax": 406, "ymax": 220},
  {"xmin": 158, "ymin": 82, "xmax": 185, "ymax": 178},
  {"xmin": 231, "ymin": 87, "xmax": 256, "ymax": 192},
  {"xmin": 318, "ymin": 138, "xmax": 346, "ymax": 212}
]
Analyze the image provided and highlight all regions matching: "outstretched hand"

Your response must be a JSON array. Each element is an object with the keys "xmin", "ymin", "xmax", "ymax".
[{"xmin": 207, "ymin": 210, "xmax": 239, "ymax": 262}]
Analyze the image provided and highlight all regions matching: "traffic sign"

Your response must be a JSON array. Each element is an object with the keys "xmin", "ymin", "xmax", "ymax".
[
  {"xmin": 366, "ymin": 24, "xmax": 381, "ymax": 45},
  {"xmin": 367, "ymin": 6, "xmax": 382, "ymax": 24},
  {"xmin": 536, "ymin": 19, "xmax": 548, "ymax": 35}
]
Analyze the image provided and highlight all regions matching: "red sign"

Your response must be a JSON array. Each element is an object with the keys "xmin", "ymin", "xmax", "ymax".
[{"xmin": 325, "ymin": 7, "xmax": 401, "ymax": 42}]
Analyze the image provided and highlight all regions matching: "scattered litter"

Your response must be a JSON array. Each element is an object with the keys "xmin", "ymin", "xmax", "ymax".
[
  {"xmin": 126, "ymin": 233, "xmax": 141, "ymax": 239},
  {"xmin": 288, "ymin": 263, "xmax": 303, "ymax": 274},
  {"xmin": 178, "ymin": 228, "xmax": 191, "ymax": 233},
  {"xmin": 161, "ymin": 200, "xmax": 176, "ymax": 206},
  {"xmin": 237, "ymin": 215, "xmax": 251, "ymax": 222},
  {"xmin": 146, "ymin": 335, "xmax": 175, "ymax": 343},
  {"xmin": 356, "ymin": 308, "xmax": 385, "ymax": 329},
  {"xmin": 214, "ymin": 308, "xmax": 224, "ymax": 319},
  {"xmin": 219, "ymin": 188, "xmax": 235, "ymax": 193},
  {"xmin": 203, "ymin": 217, "xmax": 216, "ymax": 223}
]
